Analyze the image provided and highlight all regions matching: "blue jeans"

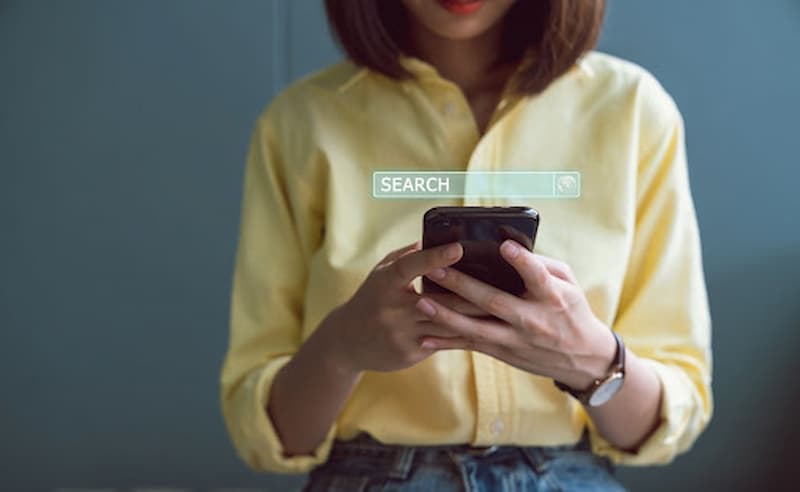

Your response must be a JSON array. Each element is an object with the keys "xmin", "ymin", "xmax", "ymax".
[{"xmin": 301, "ymin": 432, "xmax": 626, "ymax": 491}]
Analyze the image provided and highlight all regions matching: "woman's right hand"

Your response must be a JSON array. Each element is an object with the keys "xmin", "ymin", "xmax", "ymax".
[{"xmin": 322, "ymin": 240, "xmax": 480, "ymax": 374}]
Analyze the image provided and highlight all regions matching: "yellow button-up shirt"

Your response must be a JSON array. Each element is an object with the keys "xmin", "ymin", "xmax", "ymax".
[{"xmin": 220, "ymin": 50, "xmax": 713, "ymax": 474}]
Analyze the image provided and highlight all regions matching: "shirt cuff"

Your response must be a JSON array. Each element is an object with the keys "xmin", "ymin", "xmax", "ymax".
[
  {"xmin": 232, "ymin": 355, "xmax": 339, "ymax": 474},
  {"xmin": 584, "ymin": 358, "xmax": 711, "ymax": 465}
]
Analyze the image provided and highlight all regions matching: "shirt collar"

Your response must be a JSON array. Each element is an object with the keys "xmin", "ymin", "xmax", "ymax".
[
  {"xmin": 337, "ymin": 50, "xmax": 596, "ymax": 94},
  {"xmin": 334, "ymin": 56, "xmax": 441, "ymax": 94}
]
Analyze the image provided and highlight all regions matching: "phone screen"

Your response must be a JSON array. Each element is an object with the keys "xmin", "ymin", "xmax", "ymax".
[{"xmin": 422, "ymin": 207, "xmax": 539, "ymax": 296}]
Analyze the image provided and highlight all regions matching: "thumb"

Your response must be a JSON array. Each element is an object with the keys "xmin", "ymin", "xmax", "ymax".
[{"xmin": 375, "ymin": 240, "xmax": 421, "ymax": 270}]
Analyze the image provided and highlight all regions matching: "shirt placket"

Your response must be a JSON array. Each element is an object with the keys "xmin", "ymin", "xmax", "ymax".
[
  {"xmin": 466, "ymin": 135, "xmax": 511, "ymax": 445},
  {"xmin": 419, "ymin": 74, "xmax": 518, "ymax": 445}
]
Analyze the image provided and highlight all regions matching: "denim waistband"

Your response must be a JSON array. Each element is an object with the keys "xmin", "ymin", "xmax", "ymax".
[{"xmin": 323, "ymin": 432, "xmax": 594, "ymax": 481}]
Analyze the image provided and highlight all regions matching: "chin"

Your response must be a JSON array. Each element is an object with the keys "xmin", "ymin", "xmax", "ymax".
[
  {"xmin": 429, "ymin": 20, "xmax": 494, "ymax": 41},
  {"xmin": 402, "ymin": 0, "xmax": 515, "ymax": 42}
]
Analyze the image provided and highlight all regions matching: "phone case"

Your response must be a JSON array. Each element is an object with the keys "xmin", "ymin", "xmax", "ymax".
[{"xmin": 422, "ymin": 206, "xmax": 539, "ymax": 296}]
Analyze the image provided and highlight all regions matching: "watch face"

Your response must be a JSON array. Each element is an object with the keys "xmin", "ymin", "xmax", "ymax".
[{"xmin": 588, "ymin": 374, "xmax": 624, "ymax": 407}]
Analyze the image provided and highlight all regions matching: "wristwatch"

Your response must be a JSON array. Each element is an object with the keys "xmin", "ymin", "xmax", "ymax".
[{"xmin": 554, "ymin": 331, "xmax": 626, "ymax": 407}]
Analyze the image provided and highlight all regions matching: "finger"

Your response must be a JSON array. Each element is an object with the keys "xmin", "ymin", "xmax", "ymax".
[
  {"xmin": 534, "ymin": 254, "xmax": 578, "ymax": 285},
  {"xmin": 415, "ymin": 296, "xmax": 516, "ymax": 348},
  {"xmin": 375, "ymin": 240, "xmax": 421, "ymax": 270},
  {"xmin": 425, "ymin": 292, "xmax": 490, "ymax": 317},
  {"xmin": 419, "ymin": 335, "xmax": 473, "ymax": 351},
  {"xmin": 409, "ymin": 304, "xmax": 497, "ymax": 323},
  {"xmin": 499, "ymin": 240, "xmax": 557, "ymax": 301},
  {"xmin": 386, "ymin": 242, "xmax": 463, "ymax": 288},
  {"xmin": 422, "ymin": 265, "xmax": 529, "ymax": 326},
  {"xmin": 414, "ymin": 320, "xmax": 470, "ymax": 339}
]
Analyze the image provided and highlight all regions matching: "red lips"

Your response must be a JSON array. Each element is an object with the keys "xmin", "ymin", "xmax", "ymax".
[{"xmin": 438, "ymin": 0, "xmax": 484, "ymax": 15}]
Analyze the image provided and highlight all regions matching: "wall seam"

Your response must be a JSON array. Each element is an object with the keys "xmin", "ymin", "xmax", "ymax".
[{"xmin": 271, "ymin": 0, "xmax": 289, "ymax": 95}]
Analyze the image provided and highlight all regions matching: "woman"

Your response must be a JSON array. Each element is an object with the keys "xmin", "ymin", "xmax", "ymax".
[{"xmin": 220, "ymin": 0, "xmax": 713, "ymax": 490}]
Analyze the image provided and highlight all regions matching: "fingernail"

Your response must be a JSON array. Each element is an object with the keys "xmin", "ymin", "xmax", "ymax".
[
  {"xmin": 417, "ymin": 298, "xmax": 437, "ymax": 317},
  {"xmin": 428, "ymin": 268, "xmax": 446, "ymax": 280},
  {"xmin": 421, "ymin": 340, "xmax": 436, "ymax": 349},
  {"xmin": 501, "ymin": 240, "xmax": 520, "ymax": 258},
  {"xmin": 445, "ymin": 243, "xmax": 462, "ymax": 260}
]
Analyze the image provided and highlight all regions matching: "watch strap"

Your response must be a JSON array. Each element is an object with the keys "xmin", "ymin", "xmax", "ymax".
[{"xmin": 553, "ymin": 330, "xmax": 625, "ymax": 405}]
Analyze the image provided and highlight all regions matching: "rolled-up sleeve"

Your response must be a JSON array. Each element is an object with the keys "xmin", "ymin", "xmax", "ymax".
[
  {"xmin": 219, "ymin": 98, "xmax": 335, "ymax": 474},
  {"xmin": 586, "ymin": 76, "xmax": 713, "ymax": 465}
]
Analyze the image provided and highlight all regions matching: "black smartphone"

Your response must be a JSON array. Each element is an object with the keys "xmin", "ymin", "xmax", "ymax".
[{"xmin": 422, "ymin": 206, "xmax": 540, "ymax": 296}]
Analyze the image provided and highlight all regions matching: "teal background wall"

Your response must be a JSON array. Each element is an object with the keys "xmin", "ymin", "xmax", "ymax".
[{"xmin": 1, "ymin": 0, "xmax": 798, "ymax": 490}]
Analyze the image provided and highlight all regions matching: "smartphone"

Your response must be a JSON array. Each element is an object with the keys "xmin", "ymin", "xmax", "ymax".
[{"xmin": 422, "ymin": 206, "xmax": 540, "ymax": 296}]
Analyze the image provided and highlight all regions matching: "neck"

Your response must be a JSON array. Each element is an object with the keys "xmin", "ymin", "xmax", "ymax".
[{"xmin": 406, "ymin": 19, "xmax": 509, "ymax": 96}]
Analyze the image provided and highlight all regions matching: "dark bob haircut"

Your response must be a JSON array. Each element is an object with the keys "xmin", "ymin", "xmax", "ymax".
[{"xmin": 324, "ymin": 0, "xmax": 606, "ymax": 96}]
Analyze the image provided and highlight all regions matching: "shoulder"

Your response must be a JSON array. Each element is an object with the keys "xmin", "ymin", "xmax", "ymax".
[
  {"xmin": 578, "ymin": 51, "xmax": 682, "ymax": 132},
  {"xmin": 579, "ymin": 51, "xmax": 677, "ymax": 109},
  {"xmin": 259, "ymin": 59, "xmax": 365, "ymax": 126}
]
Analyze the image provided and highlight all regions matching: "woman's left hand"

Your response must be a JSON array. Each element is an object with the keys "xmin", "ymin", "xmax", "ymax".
[{"xmin": 416, "ymin": 239, "xmax": 617, "ymax": 390}]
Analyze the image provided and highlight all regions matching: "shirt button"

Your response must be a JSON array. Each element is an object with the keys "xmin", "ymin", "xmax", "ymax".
[
  {"xmin": 441, "ymin": 101, "xmax": 457, "ymax": 117},
  {"xmin": 490, "ymin": 417, "xmax": 505, "ymax": 436}
]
